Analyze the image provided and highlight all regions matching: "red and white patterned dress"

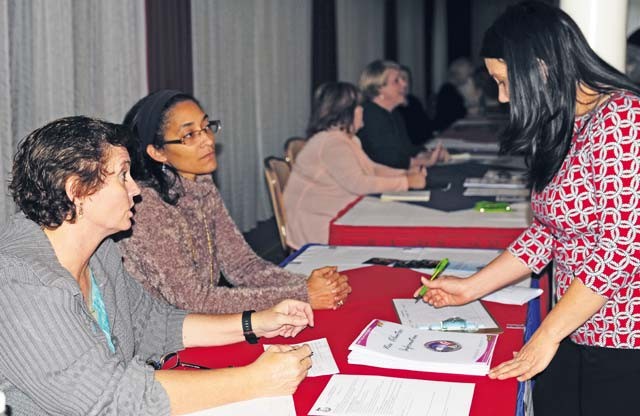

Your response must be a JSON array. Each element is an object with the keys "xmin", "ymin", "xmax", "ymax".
[{"xmin": 509, "ymin": 90, "xmax": 640, "ymax": 348}]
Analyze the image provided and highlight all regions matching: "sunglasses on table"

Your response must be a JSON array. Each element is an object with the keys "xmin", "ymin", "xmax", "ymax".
[{"xmin": 146, "ymin": 352, "xmax": 211, "ymax": 370}]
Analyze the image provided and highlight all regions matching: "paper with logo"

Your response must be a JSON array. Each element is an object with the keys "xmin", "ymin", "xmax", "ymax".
[
  {"xmin": 348, "ymin": 319, "xmax": 498, "ymax": 375},
  {"xmin": 308, "ymin": 374, "xmax": 474, "ymax": 416}
]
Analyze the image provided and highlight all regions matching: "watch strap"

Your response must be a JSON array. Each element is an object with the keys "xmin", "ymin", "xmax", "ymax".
[{"xmin": 242, "ymin": 310, "xmax": 259, "ymax": 344}]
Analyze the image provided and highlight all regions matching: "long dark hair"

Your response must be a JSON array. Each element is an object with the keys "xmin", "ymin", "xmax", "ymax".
[
  {"xmin": 481, "ymin": 1, "xmax": 640, "ymax": 192},
  {"xmin": 122, "ymin": 91, "xmax": 202, "ymax": 205},
  {"xmin": 306, "ymin": 82, "xmax": 361, "ymax": 138}
]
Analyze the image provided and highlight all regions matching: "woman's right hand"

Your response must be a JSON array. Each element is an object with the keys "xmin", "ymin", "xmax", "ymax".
[
  {"xmin": 414, "ymin": 275, "xmax": 475, "ymax": 307},
  {"xmin": 248, "ymin": 344, "xmax": 312, "ymax": 396},
  {"xmin": 407, "ymin": 167, "xmax": 427, "ymax": 189}
]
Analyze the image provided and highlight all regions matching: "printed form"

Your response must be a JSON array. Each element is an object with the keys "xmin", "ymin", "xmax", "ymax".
[{"xmin": 309, "ymin": 374, "xmax": 474, "ymax": 416}]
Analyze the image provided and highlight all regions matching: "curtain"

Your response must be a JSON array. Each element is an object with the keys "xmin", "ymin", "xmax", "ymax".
[
  {"xmin": 192, "ymin": 0, "xmax": 312, "ymax": 232},
  {"xmin": 0, "ymin": 2, "xmax": 11, "ymax": 222},
  {"xmin": 312, "ymin": 0, "xmax": 338, "ymax": 93},
  {"xmin": 0, "ymin": 0, "xmax": 147, "ymax": 222},
  {"xmin": 431, "ymin": 0, "xmax": 448, "ymax": 93},
  {"xmin": 630, "ymin": 0, "xmax": 640, "ymax": 33},
  {"xmin": 396, "ymin": 0, "xmax": 427, "ymax": 104},
  {"xmin": 336, "ymin": 0, "xmax": 386, "ymax": 85},
  {"xmin": 446, "ymin": 0, "xmax": 471, "ymax": 64},
  {"xmin": 146, "ymin": 0, "xmax": 194, "ymax": 93}
]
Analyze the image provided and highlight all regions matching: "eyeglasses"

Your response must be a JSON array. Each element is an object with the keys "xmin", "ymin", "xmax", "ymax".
[
  {"xmin": 164, "ymin": 120, "xmax": 222, "ymax": 146},
  {"xmin": 146, "ymin": 352, "xmax": 211, "ymax": 370}
]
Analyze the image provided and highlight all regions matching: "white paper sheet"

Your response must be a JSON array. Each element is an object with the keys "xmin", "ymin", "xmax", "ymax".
[
  {"xmin": 463, "ymin": 187, "xmax": 530, "ymax": 197},
  {"xmin": 183, "ymin": 395, "xmax": 295, "ymax": 416},
  {"xmin": 308, "ymin": 374, "xmax": 474, "ymax": 416},
  {"xmin": 482, "ymin": 285, "xmax": 544, "ymax": 305},
  {"xmin": 379, "ymin": 190, "xmax": 430, "ymax": 202},
  {"xmin": 463, "ymin": 169, "xmax": 527, "ymax": 189},
  {"xmin": 284, "ymin": 245, "xmax": 542, "ymax": 305},
  {"xmin": 284, "ymin": 245, "xmax": 501, "ymax": 276},
  {"xmin": 333, "ymin": 197, "xmax": 531, "ymax": 228},
  {"xmin": 263, "ymin": 338, "xmax": 339, "ymax": 377},
  {"xmin": 393, "ymin": 299, "xmax": 500, "ymax": 332}
]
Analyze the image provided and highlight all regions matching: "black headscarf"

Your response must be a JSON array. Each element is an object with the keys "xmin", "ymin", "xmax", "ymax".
[{"xmin": 134, "ymin": 89, "xmax": 183, "ymax": 151}]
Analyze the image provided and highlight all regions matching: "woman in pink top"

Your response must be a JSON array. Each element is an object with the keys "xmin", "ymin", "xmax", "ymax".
[{"xmin": 284, "ymin": 82, "xmax": 427, "ymax": 249}]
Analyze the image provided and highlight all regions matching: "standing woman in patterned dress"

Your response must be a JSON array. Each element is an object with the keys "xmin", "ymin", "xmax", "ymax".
[{"xmin": 415, "ymin": 2, "xmax": 640, "ymax": 415}]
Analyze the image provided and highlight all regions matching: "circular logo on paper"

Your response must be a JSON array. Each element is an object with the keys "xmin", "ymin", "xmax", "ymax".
[{"xmin": 424, "ymin": 340, "xmax": 462, "ymax": 352}]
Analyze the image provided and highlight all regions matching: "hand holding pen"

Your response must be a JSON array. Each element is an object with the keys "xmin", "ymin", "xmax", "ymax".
[{"xmin": 413, "ymin": 258, "xmax": 449, "ymax": 303}]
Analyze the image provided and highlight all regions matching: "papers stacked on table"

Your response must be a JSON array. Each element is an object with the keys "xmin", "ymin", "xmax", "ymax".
[
  {"xmin": 308, "ymin": 374, "xmax": 474, "ymax": 416},
  {"xmin": 348, "ymin": 319, "xmax": 498, "ymax": 376},
  {"xmin": 463, "ymin": 169, "xmax": 529, "ymax": 200},
  {"xmin": 380, "ymin": 190, "xmax": 430, "ymax": 202},
  {"xmin": 463, "ymin": 169, "xmax": 527, "ymax": 189}
]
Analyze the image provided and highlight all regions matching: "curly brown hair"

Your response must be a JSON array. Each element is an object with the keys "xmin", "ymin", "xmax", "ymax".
[{"xmin": 10, "ymin": 116, "xmax": 132, "ymax": 227}]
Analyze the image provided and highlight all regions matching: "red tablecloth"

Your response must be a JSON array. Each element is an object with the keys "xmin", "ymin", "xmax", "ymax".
[
  {"xmin": 329, "ymin": 197, "xmax": 525, "ymax": 249},
  {"xmin": 178, "ymin": 266, "xmax": 528, "ymax": 415}
]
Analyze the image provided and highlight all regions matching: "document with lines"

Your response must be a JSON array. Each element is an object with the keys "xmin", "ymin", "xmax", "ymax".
[{"xmin": 308, "ymin": 374, "xmax": 474, "ymax": 416}]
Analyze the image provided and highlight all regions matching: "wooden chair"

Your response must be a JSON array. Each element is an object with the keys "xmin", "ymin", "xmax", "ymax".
[
  {"xmin": 263, "ymin": 156, "xmax": 291, "ymax": 251},
  {"xmin": 284, "ymin": 137, "xmax": 306, "ymax": 165}
]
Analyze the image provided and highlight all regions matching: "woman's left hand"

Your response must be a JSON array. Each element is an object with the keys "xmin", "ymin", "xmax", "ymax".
[
  {"xmin": 307, "ymin": 266, "xmax": 352, "ymax": 310},
  {"xmin": 488, "ymin": 332, "xmax": 560, "ymax": 382},
  {"xmin": 252, "ymin": 299, "xmax": 314, "ymax": 339}
]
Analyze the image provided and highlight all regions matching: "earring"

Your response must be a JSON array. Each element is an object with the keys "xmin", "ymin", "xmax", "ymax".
[
  {"xmin": 77, "ymin": 202, "xmax": 84, "ymax": 218},
  {"xmin": 162, "ymin": 163, "xmax": 167, "ymax": 173}
]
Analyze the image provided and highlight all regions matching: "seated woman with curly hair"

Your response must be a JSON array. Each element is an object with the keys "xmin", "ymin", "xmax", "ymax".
[{"xmin": 0, "ymin": 116, "xmax": 313, "ymax": 415}]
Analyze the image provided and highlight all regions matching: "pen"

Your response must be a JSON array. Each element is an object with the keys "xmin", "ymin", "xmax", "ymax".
[{"xmin": 414, "ymin": 258, "xmax": 449, "ymax": 303}]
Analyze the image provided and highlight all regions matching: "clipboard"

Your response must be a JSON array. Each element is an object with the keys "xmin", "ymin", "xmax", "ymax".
[{"xmin": 392, "ymin": 298, "xmax": 503, "ymax": 334}]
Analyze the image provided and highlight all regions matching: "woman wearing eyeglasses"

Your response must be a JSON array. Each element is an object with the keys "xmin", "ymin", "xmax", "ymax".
[
  {"xmin": 118, "ymin": 90, "xmax": 351, "ymax": 314},
  {"xmin": 0, "ymin": 116, "xmax": 313, "ymax": 415}
]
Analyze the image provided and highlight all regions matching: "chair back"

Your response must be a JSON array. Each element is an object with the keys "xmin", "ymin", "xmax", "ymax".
[
  {"xmin": 284, "ymin": 137, "xmax": 306, "ymax": 165},
  {"xmin": 263, "ymin": 156, "xmax": 291, "ymax": 251}
]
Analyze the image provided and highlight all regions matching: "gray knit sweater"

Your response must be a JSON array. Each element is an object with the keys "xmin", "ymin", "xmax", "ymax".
[
  {"xmin": 118, "ymin": 175, "xmax": 308, "ymax": 313},
  {"xmin": 0, "ymin": 216, "xmax": 187, "ymax": 415}
]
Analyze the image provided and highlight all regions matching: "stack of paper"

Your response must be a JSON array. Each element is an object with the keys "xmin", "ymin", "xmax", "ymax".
[
  {"xmin": 348, "ymin": 319, "xmax": 498, "ymax": 376},
  {"xmin": 464, "ymin": 169, "xmax": 527, "ymax": 189},
  {"xmin": 380, "ymin": 190, "xmax": 430, "ymax": 202}
]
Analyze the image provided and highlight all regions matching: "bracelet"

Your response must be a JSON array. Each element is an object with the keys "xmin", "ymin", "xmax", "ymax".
[{"xmin": 242, "ymin": 310, "xmax": 259, "ymax": 344}]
